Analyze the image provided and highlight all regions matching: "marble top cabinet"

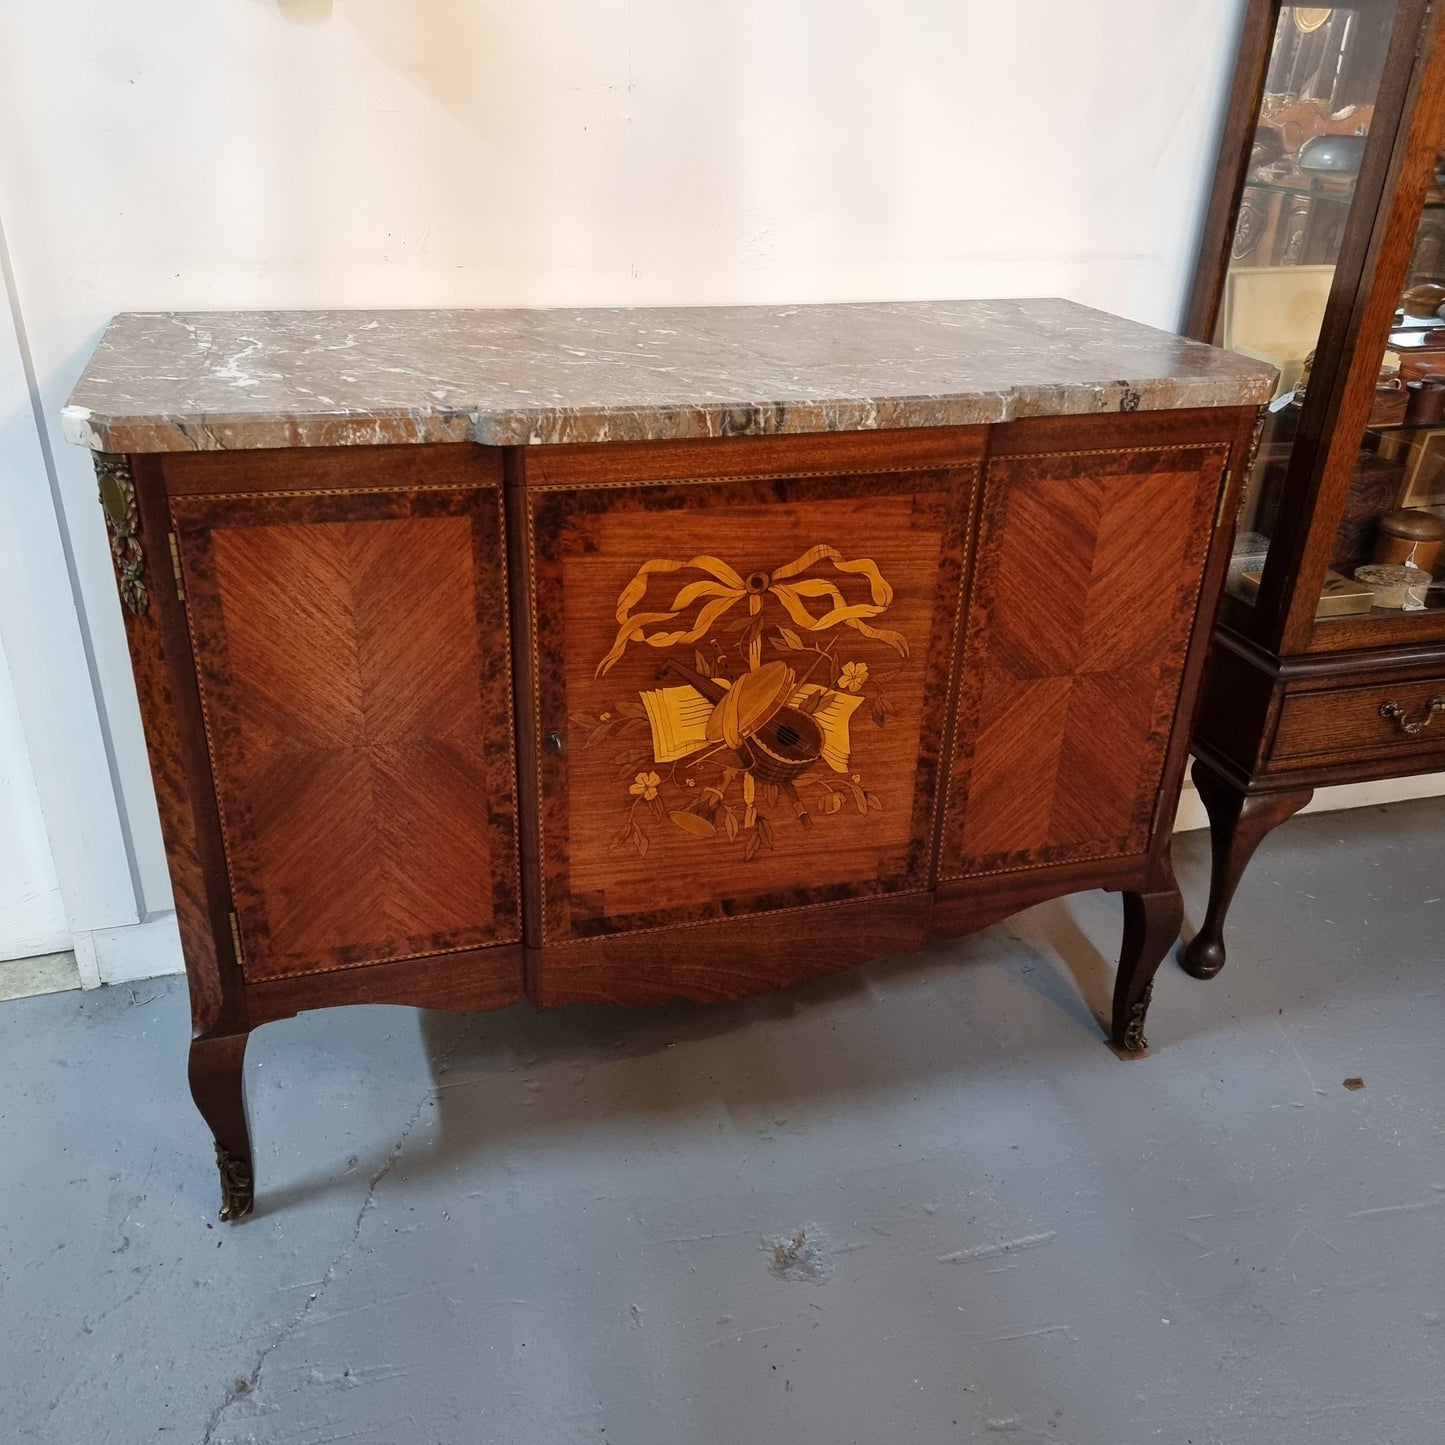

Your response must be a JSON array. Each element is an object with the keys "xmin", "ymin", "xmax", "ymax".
[{"xmin": 66, "ymin": 300, "xmax": 1274, "ymax": 1221}]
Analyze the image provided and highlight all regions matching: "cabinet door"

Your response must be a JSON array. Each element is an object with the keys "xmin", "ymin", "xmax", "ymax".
[
  {"xmin": 940, "ymin": 426, "xmax": 1230, "ymax": 880},
  {"xmin": 518, "ymin": 433, "xmax": 979, "ymax": 947},
  {"xmin": 166, "ymin": 448, "xmax": 520, "ymax": 981}
]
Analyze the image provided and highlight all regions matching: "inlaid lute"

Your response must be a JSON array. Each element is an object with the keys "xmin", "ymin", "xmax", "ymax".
[{"xmin": 658, "ymin": 658, "xmax": 824, "ymax": 785}]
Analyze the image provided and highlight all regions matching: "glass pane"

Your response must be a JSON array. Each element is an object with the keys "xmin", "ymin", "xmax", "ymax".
[
  {"xmin": 1337, "ymin": 122, "xmax": 1445, "ymax": 620},
  {"xmin": 1214, "ymin": 3, "xmax": 1399, "ymax": 612}
]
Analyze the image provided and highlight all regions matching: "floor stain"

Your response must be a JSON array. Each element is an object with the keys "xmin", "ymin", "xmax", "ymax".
[{"xmin": 765, "ymin": 1228, "xmax": 833, "ymax": 1283}]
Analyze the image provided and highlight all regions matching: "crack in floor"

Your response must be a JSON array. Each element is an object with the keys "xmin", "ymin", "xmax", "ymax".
[{"xmin": 198, "ymin": 1017, "xmax": 482, "ymax": 1445}]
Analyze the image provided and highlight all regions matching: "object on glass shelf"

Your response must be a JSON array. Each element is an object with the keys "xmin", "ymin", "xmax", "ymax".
[
  {"xmin": 1371, "ymin": 372, "xmax": 1408, "ymax": 425},
  {"xmin": 1315, "ymin": 570, "xmax": 1376, "ymax": 617},
  {"xmin": 1296, "ymin": 348, "xmax": 1315, "ymax": 399},
  {"xmin": 1375, "ymin": 426, "xmax": 1445, "ymax": 510},
  {"xmin": 1298, "ymin": 132, "xmax": 1368, "ymax": 174},
  {"xmin": 1231, "ymin": 567, "xmax": 1374, "ymax": 617},
  {"xmin": 1402, "ymin": 282, "xmax": 1445, "ymax": 317},
  {"xmin": 1250, "ymin": 124, "xmax": 1287, "ymax": 172},
  {"xmin": 1405, "ymin": 375, "xmax": 1445, "ymax": 425},
  {"xmin": 1333, "ymin": 449, "xmax": 1406, "ymax": 570},
  {"xmin": 1354, "ymin": 562, "xmax": 1432, "ymax": 610},
  {"xmin": 1391, "ymin": 326, "xmax": 1445, "ymax": 381},
  {"xmin": 1231, "ymin": 530, "xmax": 1272, "ymax": 575},
  {"xmin": 1222, "ymin": 273, "xmax": 1332, "ymax": 400},
  {"xmin": 1374, "ymin": 508, "xmax": 1445, "ymax": 571},
  {"xmin": 1227, "ymin": 530, "xmax": 1272, "ymax": 603}
]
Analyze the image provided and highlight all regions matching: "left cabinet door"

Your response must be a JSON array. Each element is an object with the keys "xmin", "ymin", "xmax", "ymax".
[{"xmin": 164, "ymin": 446, "xmax": 521, "ymax": 981}]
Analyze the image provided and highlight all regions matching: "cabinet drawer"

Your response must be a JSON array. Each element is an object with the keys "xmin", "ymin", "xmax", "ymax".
[{"xmin": 1274, "ymin": 677, "xmax": 1445, "ymax": 763}]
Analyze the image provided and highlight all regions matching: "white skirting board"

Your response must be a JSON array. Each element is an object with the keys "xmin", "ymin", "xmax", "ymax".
[
  {"xmin": 1171, "ymin": 771, "xmax": 1445, "ymax": 832},
  {"xmin": 71, "ymin": 911, "xmax": 185, "ymax": 988}
]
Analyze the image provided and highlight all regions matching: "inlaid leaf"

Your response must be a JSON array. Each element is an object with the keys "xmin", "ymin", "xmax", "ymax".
[{"xmin": 670, "ymin": 810, "xmax": 715, "ymax": 838}]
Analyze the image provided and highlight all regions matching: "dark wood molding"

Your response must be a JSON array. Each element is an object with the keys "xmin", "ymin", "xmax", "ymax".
[{"xmin": 1183, "ymin": 0, "xmax": 1282, "ymax": 343}]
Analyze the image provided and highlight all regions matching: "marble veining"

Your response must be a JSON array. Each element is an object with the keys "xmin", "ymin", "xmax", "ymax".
[{"xmin": 63, "ymin": 300, "xmax": 1276, "ymax": 454}]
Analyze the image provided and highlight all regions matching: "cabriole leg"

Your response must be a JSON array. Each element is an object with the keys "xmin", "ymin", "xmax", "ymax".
[
  {"xmin": 188, "ymin": 1032, "xmax": 254, "ymax": 1222},
  {"xmin": 1179, "ymin": 763, "xmax": 1312, "ymax": 981},
  {"xmin": 1111, "ymin": 861, "xmax": 1185, "ymax": 1054}
]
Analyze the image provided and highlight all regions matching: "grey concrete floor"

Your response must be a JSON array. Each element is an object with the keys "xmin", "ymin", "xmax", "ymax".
[{"xmin": 3, "ymin": 801, "xmax": 1443, "ymax": 1445}]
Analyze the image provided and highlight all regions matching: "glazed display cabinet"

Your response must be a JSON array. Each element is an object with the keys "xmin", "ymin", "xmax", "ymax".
[
  {"xmin": 1181, "ymin": 0, "xmax": 1445, "ymax": 977},
  {"xmin": 65, "ymin": 300, "xmax": 1272, "ymax": 1219}
]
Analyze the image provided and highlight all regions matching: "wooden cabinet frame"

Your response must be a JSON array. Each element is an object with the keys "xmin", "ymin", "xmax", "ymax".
[
  {"xmin": 98, "ymin": 407, "xmax": 1257, "ymax": 1221},
  {"xmin": 1181, "ymin": 0, "xmax": 1445, "ymax": 980}
]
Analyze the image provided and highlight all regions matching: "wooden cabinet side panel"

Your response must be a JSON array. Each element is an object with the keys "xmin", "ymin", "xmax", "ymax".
[
  {"xmin": 112, "ymin": 456, "xmax": 243, "ymax": 1034},
  {"xmin": 942, "ymin": 434, "xmax": 1229, "ymax": 879},
  {"xmin": 168, "ymin": 460, "xmax": 521, "ymax": 982}
]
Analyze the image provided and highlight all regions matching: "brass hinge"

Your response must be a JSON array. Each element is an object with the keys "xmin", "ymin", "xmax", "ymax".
[
  {"xmin": 168, "ymin": 533, "xmax": 186, "ymax": 601},
  {"xmin": 228, "ymin": 911, "xmax": 245, "ymax": 968},
  {"xmin": 1214, "ymin": 470, "xmax": 1234, "ymax": 529}
]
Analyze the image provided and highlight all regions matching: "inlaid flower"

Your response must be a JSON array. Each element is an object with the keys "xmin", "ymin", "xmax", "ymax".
[
  {"xmin": 630, "ymin": 771, "xmax": 661, "ymax": 800},
  {"xmin": 839, "ymin": 661, "xmax": 869, "ymax": 692}
]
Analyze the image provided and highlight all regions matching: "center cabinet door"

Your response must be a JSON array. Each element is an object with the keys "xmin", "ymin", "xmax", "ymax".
[
  {"xmin": 164, "ymin": 446, "xmax": 522, "ymax": 988},
  {"xmin": 514, "ymin": 431, "xmax": 981, "ymax": 1004}
]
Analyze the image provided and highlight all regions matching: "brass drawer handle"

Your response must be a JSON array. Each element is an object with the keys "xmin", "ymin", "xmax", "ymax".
[{"xmin": 1378, "ymin": 697, "xmax": 1445, "ymax": 736}]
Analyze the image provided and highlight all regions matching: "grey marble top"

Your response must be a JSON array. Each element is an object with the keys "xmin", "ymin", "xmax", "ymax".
[{"xmin": 63, "ymin": 299, "xmax": 1275, "ymax": 453}]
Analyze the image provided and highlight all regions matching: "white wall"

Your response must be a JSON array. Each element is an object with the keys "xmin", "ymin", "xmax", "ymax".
[
  {"xmin": 0, "ymin": 633, "xmax": 67, "ymax": 960},
  {"xmin": 18, "ymin": 0, "xmax": 1402, "ymax": 979},
  {"xmin": 1, "ymin": 209, "xmax": 149, "ymax": 980}
]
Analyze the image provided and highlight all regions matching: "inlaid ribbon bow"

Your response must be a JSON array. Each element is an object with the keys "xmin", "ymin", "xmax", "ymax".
[{"xmin": 597, "ymin": 544, "xmax": 908, "ymax": 676}]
